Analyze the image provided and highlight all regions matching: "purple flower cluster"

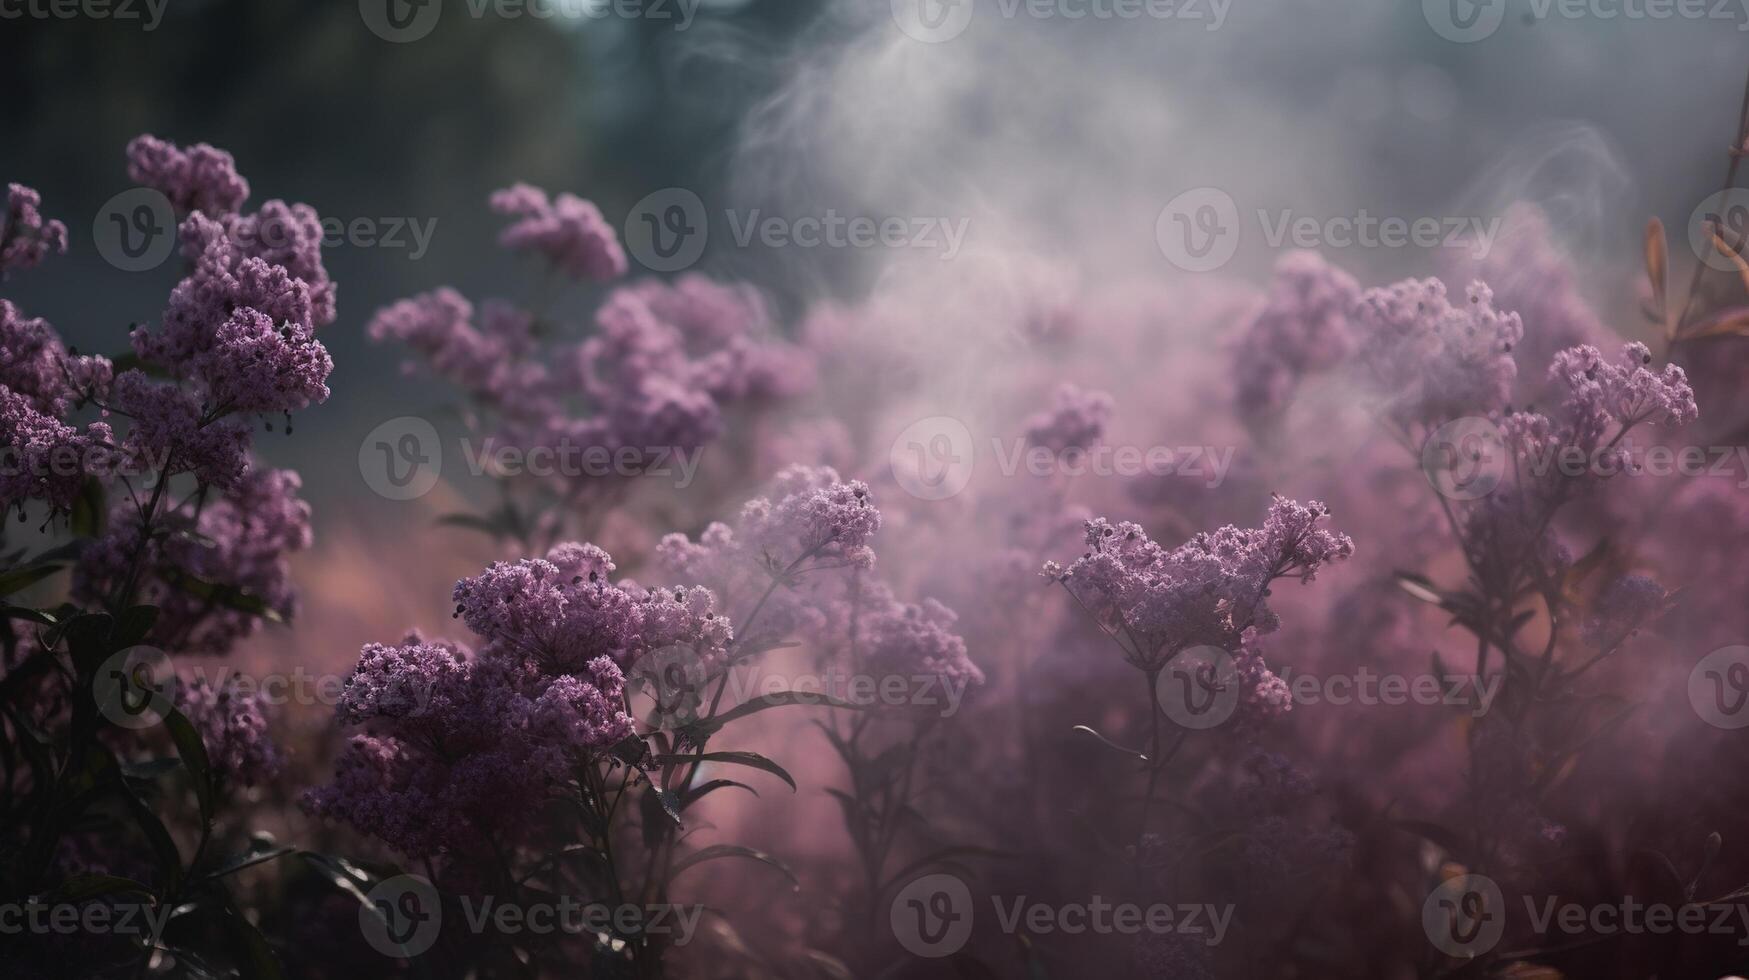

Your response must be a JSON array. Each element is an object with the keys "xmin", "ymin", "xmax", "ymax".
[
  {"xmin": 0, "ymin": 193, "xmax": 119, "ymax": 518},
  {"xmin": 1581, "ymin": 573, "xmax": 1668, "ymax": 647},
  {"xmin": 1, "ymin": 183, "xmax": 68, "ymax": 277},
  {"xmin": 1548, "ymin": 342, "xmax": 1697, "ymax": 431},
  {"xmin": 1353, "ymin": 277, "xmax": 1523, "ymax": 428},
  {"xmin": 125, "ymin": 134, "xmax": 250, "ymax": 216},
  {"xmin": 450, "ymin": 542, "xmax": 732, "ymax": 673},
  {"xmin": 856, "ymin": 582, "xmax": 984, "ymax": 692},
  {"xmin": 306, "ymin": 541, "xmax": 718, "ymax": 858},
  {"xmin": 1497, "ymin": 344, "xmax": 1698, "ymax": 522},
  {"xmin": 1, "ymin": 300, "xmax": 112, "ymax": 416},
  {"xmin": 134, "ymin": 206, "xmax": 335, "ymax": 414},
  {"xmin": 1023, "ymin": 383, "xmax": 1115, "ymax": 454},
  {"xmin": 178, "ymin": 674, "xmax": 284, "ymax": 786},
  {"xmin": 0, "ymin": 387, "xmax": 110, "ymax": 513},
  {"xmin": 657, "ymin": 466, "xmax": 984, "ymax": 700},
  {"xmin": 369, "ymin": 288, "xmax": 540, "ymax": 405},
  {"xmin": 370, "ymin": 193, "xmax": 814, "ymax": 505},
  {"xmin": 1232, "ymin": 250, "xmax": 1361, "ymax": 421},
  {"xmin": 73, "ymin": 468, "xmax": 312, "ymax": 655},
  {"xmin": 490, "ymin": 183, "xmax": 626, "ymax": 282},
  {"xmin": 679, "ymin": 464, "xmax": 882, "ymax": 575},
  {"xmin": 194, "ymin": 308, "xmax": 332, "ymax": 414},
  {"xmin": 1044, "ymin": 496, "xmax": 1353, "ymax": 668},
  {"xmin": 1444, "ymin": 204, "xmax": 1606, "ymax": 401}
]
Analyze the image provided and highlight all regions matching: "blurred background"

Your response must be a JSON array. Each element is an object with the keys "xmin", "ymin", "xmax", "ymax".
[{"xmin": 3, "ymin": 0, "xmax": 1741, "ymax": 526}]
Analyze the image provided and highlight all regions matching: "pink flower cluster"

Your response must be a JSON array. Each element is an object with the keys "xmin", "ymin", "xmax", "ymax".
[
  {"xmin": 0, "ymin": 141, "xmax": 329, "ymax": 664},
  {"xmin": 125, "ymin": 134, "xmax": 251, "ymax": 216},
  {"xmin": 306, "ymin": 542, "xmax": 725, "ymax": 857},
  {"xmin": 490, "ymin": 182, "xmax": 626, "ymax": 282},
  {"xmin": 179, "ymin": 674, "xmax": 284, "ymax": 786},
  {"xmin": 72, "ymin": 468, "xmax": 312, "ymax": 655},
  {"xmin": 1, "ymin": 183, "xmax": 68, "ymax": 277},
  {"xmin": 1233, "ymin": 250, "xmax": 1361, "ymax": 422},
  {"xmin": 1023, "ymin": 382, "xmax": 1115, "ymax": 454},
  {"xmin": 658, "ymin": 465, "xmax": 980, "ymax": 694},
  {"xmin": 1353, "ymin": 277, "xmax": 1524, "ymax": 428},
  {"xmin": 1045, "ymin": 497, "xmax": 1354, "ymax": 671},
  {"xmin": 370, "ymin": 188, "xmax": 814, "ymax": 502}
]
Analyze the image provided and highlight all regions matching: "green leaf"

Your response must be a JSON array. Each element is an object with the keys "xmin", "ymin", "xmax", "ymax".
[
  {"xmin": 113, "ymin": 605, "xmax": 160, "ymax": 648},
  {"xmin": 434, "ymin": 512, "xmax": 509, "ymax": 539},
  {"xmin": 62, "ymin": 612, "xmax": 116, "ymax": 676},
  {"xmin": 681, "ymin": 779, "xmax": 759, "ymax": 807},
  {"xmin": 164, "ymin": 709, "xmax": 216, "ymax": 824},
  {"xmin": 164, "ymin": 571, "xmax": 285, "ymax": 624},
  {"xmin": 44, "ymin": 873, "xmax": 154, "ymax": 904},
  {"xmin": 296, "ymin": 851, "xmax": 377, "ymax": 908},
  {"xmin": 119, "ymin": 757, "xmax": 183, "ymax": 781},
  {"xmin": 204, "ymin": 845, "xmax": 295, "ymax": 882},
  {"xmin": 655, "ymin": 751, "xmax": 796, "ymax": 793},
  {"xmin": 1069, "ymin": 724, "xmax": 1149, "ymax": 762},
  {"xmin": 0, "ymin": 563, "xmax": 63, "ymax": 599},
  {"xmin": 0, "ymin": 605, "xmax": 59, "ymax": 626},
  {"xmin": 668, "ymin": 844, "xmax": 799, "ymax": 891},
  {"xmin": 70, "ymin": 477, "xmax": 105, "ymax": 538},
  {"xmin": 1394, "ymin": 571, "xmax": 1449, "ymax": 607},
  {"xmin": 118, "ymin": 777, "xmax": 183, "ymax": 896},
  {"xmin": 220, "ymin": 891, "xmax": 285, "ymax": 980},
  {"xmin": 690, "ymin": 690, "xmax": 869, "ymax": 737}
]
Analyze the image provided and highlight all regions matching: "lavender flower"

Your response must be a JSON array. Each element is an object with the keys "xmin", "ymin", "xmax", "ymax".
[
  {"xmin": 136, "ymin": 211, "xmax": 323, "ymax": 373},
  {"xmin": 179, "ymin": 674, "xmax": 283, "ymax": 785},
  {"xmin": 1, "ymin": 183, "xmax": 69, "ymax": 277},
  {"xmin": 125, "ymin": 134, "xmax": 250, "ymax": 216},
  {"xmin": 1023, "ymin": 383, "xmax": 1115, "ymax": 455},
  {"xmin": 1046, "ymin": 497, "xmax": 1353, "ymax": 667},
  {"xmin": 1233, "ymin": 250, "xmax": 1360, "ymax": 420},
  {"xmin": 1548, "ymin": 342, "xmax": 1698, "ymax": 430},
  {"xmin": 193, "ymin": 309, "xmax": 332, "ymax": 414},
  {"xmin": 490, "ymin": 183, "xmax": 626, "ymax": 282},
  {"xmin": 858, "ymin": 586, "xmax": 984, "ymax": 693},
  {"xmin": 0, "ymin": 300, "xmax": 111, "ymax": 415},
  {"xmin": 107, "ymin": 370, "xmax": 253, "ymax": 491},
  {"xmin": 738, "ymin": 465, "xmax": 882, "ymax": 570},
  {"xmin": 1444, "ymin": 204, "xmax": 1607, "ymax": 403},
  {"xmin": 72, "ymin": 467, "xmax": 311, "ymax": 655},
  {"xmin": 1353, "ymin": 277, "xmax": 1523, "ymax": 428},
  {"xmin": 307, "ymin": 543, "xmax": 707, "ymax": 858},
  {"xmin": 1581, "ymin": 573, "xmax": 1668, "ymax": 647},
  {"xmin": 0, "ymin": 388, "xmax": 109, "ymax": 514}
]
